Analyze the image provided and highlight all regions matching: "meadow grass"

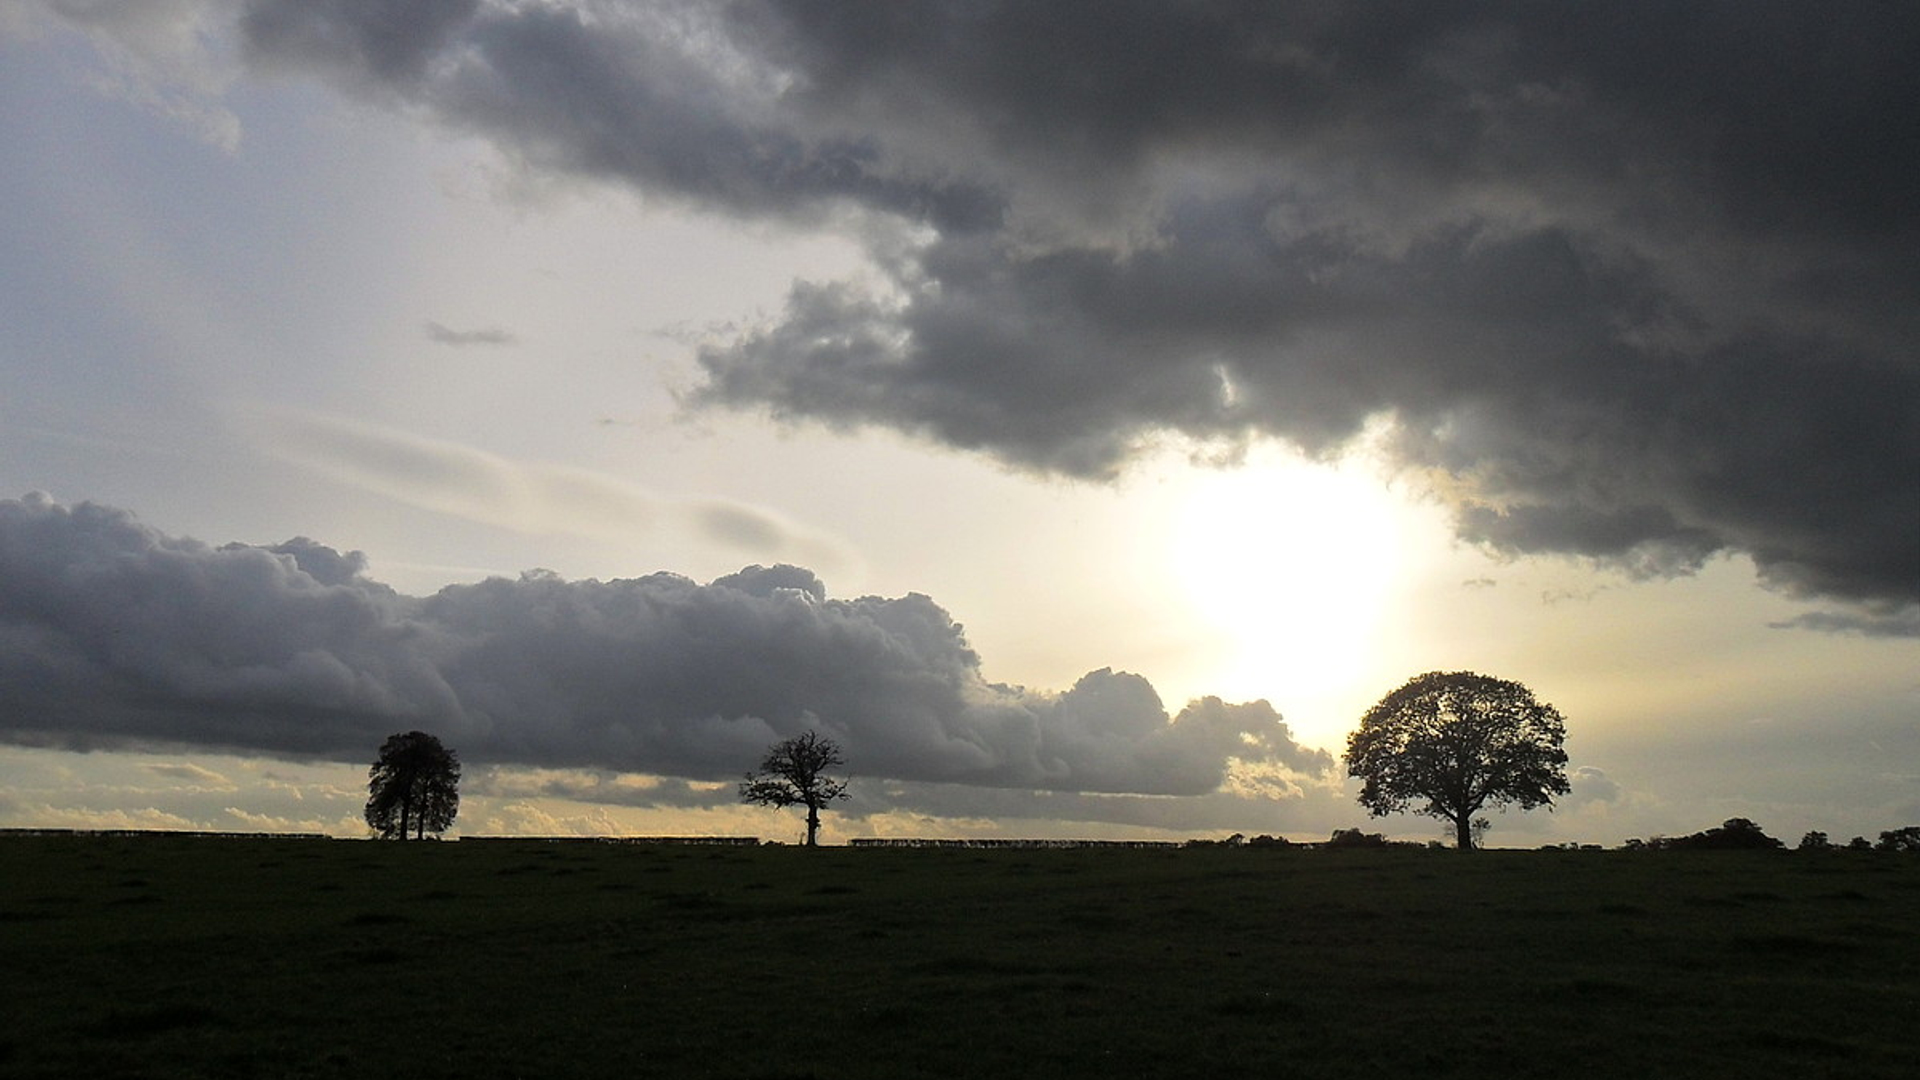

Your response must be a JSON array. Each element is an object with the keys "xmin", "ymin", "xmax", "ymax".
[{"xmin": 2, "ymin": 835, "xmax": 1916, "ymax": 1078}]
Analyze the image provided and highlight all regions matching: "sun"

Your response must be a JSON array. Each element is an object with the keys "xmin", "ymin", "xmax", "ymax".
[{"xmin": 1168, "ymin": 447, "xmax": 1407, "ymax": 738}]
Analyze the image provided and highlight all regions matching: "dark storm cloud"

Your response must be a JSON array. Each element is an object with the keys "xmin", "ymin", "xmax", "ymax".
[
  {"xmin": 214, "ymin": 0, "xmax": 1920, "ymax": 618},
  {"xmin": 239, "ymin": 0, "xmax": 998, "ymax": 230},
  {"xmin": 225, "ymin": 2, "xmax": 1919, "ymax": 617},
  {"xmin": 0, "ymin": 495, "xmax": 1328, "ymax": 794},
  {"xmin": 1769, "ymin": 607, "xmax": 1920, "ymax": 640}
]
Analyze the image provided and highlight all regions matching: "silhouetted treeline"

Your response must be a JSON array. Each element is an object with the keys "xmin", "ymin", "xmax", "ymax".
[
  {"xmin": 1625, "ymin": 819, "xmax": 1920, "ymax": 853},
  {"xmin": 0, "ymin": 828, "xmax": 330, "ymax": 840},
  {"xmin": 459, "ymin": 836, "xmax": 761, "ymax": 845},
  {"xmin": 1184, "ymin": 833, "xmax": 1293, "ymax": 848},
  {"xmin": 1796, "ymin": 826, "xmax": 1920, "ymax": 852},
  {"xmin": 7, "ymin": 822, "xmax": 1916, "ymax": 851},
  {"xmin": 851, "ymin": 838, "xmax": 1181, "ymax": 849}
]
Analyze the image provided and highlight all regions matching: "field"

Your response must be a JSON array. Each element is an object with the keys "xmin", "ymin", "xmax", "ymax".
[{"xmin": 2, "ymin": 835, "xmax": 1917, "ymax": 1079}]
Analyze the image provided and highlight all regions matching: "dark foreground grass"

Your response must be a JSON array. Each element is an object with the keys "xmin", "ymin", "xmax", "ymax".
[{"xmin": 2, "ymin": 836, "xmax": 1916, "ymax": 1079}]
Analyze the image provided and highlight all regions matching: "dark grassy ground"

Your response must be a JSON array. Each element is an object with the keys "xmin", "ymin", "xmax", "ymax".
[{"xmin": 2, "ymin": 835, "xmax": 1916, "ymax": 1078}]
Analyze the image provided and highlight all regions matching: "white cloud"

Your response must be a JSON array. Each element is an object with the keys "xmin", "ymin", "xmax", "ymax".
[
  {"xmin": 141, "ymin": 761, "xmax": 234, "ymax": 789},
  {"xmin": 0, "ymin": 800, "xmax": 199, "ymax": 833}
]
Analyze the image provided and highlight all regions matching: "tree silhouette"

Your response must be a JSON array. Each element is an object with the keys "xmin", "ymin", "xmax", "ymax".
[
  {"xmin": 366, "ymin": 731, "xmax": 461, "ymax": 840},
  {"xmin": 1876, "ymin": 826, "xmax": 1920, "ymax": 852},
  {"xmin": 1346, "ymin": 671, "xmax": 1569, "ymax": 850},
  {"xmin": 1654, "ymin": 817, "xmax": 1783, "ymax": 850},
  {"xmin": 740, "ymin": 729, "xmax": 849, "ymax": 847}
]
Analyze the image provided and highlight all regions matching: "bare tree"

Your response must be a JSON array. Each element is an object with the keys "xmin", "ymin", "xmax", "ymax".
[
  {"xmin": 366, "ymin": 731, "xmax": 461, "ymax": 840},
  {"xmin": 740, "ymin": 729, "xmax": 850, "ymax": 847}
]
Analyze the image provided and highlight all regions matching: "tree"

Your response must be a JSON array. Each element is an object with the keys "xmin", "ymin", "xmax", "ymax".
[
  {"xmin": 1660, "ymin": 817, "xmax": 1782, "ymax": 850},
  {"xmin": 1325, "ymin": 827, "xmax": 1388, "ymax": 849},
  {"xmin": 739, "ymin": 729, "xmax": 850, "ymax": 847},
  {"xmin": 1346, "ymin": 670, "xmax": 1570, "ymax": 850},
  {"xmin": 366, "ymin": 731, "xmax": 461, "ymax": 840},
  {"xmin": 1876, "ymin": 826, "xmax": 1920, "ymax": 852}
]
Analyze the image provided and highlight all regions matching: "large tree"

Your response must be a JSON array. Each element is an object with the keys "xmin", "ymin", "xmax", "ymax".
[
  {"xmin": 366, "ymin": 731, "xmax": 461, "ymax": 840},
  {"xmin": 740, "ymin": 729, "xmax": 850, "ymax": 847},
  {"xmin": 1346, "ymin": 671, "xmax": 1569, "ymax": 850}
]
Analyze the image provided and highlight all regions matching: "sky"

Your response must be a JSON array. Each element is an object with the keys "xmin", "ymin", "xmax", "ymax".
[{"xmin": 2, "ymin": 0, "xmax": 1914, "ymax": 847}]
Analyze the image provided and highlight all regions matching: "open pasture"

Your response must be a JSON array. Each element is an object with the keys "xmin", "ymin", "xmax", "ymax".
[{"xmin": 2, "ymin": 835, "xmax": 1916, "ymax": 1078}]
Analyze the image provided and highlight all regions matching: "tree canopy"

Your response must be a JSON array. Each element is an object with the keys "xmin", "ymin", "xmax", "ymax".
[
  {"xmin": 366, "ymin": 731, "xmax": 461, "ymax": 840},
  {"xmin": 1345, "ymin": 671, "xmax": 1569, "ymax": 849},
  {"xmin": 740, "ymin": 729, "xmax": 850, "ymax": 847},
  {"xmin": 1644, "ymin": 817, "xmax": 1783, "ymax": 850}
]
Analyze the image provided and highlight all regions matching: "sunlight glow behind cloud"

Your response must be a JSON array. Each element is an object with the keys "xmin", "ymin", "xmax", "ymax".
[{"xmin": 1170, "ymin": 446, "xmax": 1411, "ymax": 742}]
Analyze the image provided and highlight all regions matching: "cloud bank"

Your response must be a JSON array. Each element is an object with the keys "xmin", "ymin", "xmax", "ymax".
[
  {"xmin": 0, "ymin": 494, "xmax": 1330, "ymax": 797},
  {"xmin": 214, "ymin": 1, "xmax": 1920, "ymax": 623}
]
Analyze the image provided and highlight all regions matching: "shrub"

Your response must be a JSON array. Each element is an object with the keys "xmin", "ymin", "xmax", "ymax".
[
  {"xmin": 1638, "ymin": 819, "xmax": 1785, "ymax": 851},
  {"xmin": 1325, "ymin": 828, "xmax": 1388, "ymax": 849}
]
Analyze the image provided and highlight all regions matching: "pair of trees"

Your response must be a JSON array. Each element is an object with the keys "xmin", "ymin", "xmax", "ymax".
[
  {"xmin": 739, "ymin": 674, "xmax": 1561, "ymax": 851},
  {"xmin": 365, "ymin": 731, "xmax": 460, "ymax": 840},
  {"xmin": 741, "ymin": 675, "xmax": 1563, "ymax": 851},
  {"xmin": 361, "ymin": 726, "xmax": 851, "ymax": 846}
]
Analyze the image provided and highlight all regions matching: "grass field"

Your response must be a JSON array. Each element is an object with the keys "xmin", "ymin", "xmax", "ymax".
[{"xmin": 2, "ymin": 834, "xmax": 1916, "ymax": 1079}]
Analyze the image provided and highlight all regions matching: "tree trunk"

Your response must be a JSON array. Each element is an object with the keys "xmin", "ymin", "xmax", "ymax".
[
  {"xmin": 1455, "ymin": 814, "xmax": 1474, "ymax": 851},
  {"xmin": 399, "ymin": 795, "xmax": 412, "ymax": 842},
  {"xmin": 805, "ymin": 801, "xmax": 820, "ymax": 847}
]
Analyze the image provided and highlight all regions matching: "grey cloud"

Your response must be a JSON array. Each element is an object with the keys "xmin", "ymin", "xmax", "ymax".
[
  {"xmin": 0, "ymin": 495, "xmax": 1331, "ymax": 797},
  {"xmin": 238, "ymin": 0, "xmax": 998, "ymax": 230},
  {"xmin": 0, "ymin": 496, "xmax": 460, "ymax": 757},
  {"xmin": 700, "ymin": 216, "xmax": 1919, "ymax": 618},
  {"xmin": 1770, "ymin": 607, "xmax": 1920, "ymax": 640},
  {"xmin": 239, "ymin": 0, "xmax": 478, "ymax": 87},
  {"xmin": 113, "ymin": 4, "xmax": 1920, "ymax": 619},
  {"xmin": 711, "ymin": 562, "xmax": 825, "ymax": 602},
  {"xmin": 424, "ymin": 320, "xmax": 516, "ymax": 347},
  {"xmin": 251, "ymin": 536, "xmax": 370, "ymax": 587}
]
